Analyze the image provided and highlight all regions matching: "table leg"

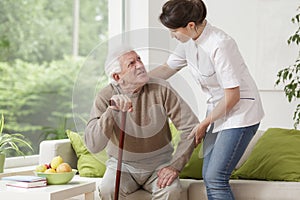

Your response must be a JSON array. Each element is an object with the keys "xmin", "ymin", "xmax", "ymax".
[{"xmin": 85, "ymin": 191, "xmax": 94, "ymax": 200}]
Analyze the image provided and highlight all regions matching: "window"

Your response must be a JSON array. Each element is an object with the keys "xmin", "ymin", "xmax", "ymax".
[{"xmin": 0, "ymin": 0, "xmax": 108, "ymax": 160}]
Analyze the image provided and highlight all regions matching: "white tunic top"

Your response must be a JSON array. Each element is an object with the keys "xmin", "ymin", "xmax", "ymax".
[{"xmin": 167, "ymin": 22, "xmax": 264, "ymax": 132}]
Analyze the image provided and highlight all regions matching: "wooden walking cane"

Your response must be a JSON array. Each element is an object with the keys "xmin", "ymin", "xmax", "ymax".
[{"xmin": 110, "ymin": 100, "xmax": 127, "ymax": 200}]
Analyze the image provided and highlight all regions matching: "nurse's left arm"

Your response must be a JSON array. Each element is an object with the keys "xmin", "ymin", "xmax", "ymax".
[{"xmin": 189, "ymin": 86, "xmax": 240, "ymax": 144}]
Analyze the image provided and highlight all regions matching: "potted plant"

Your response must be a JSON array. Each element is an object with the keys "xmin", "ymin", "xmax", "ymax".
[
  {"xmin": 0, "ymin": 114, "xmax": 33, "ymax": 173},
  {"xmin": 275, "ymin": 7, "xmax": 300, "ymax": 129}
]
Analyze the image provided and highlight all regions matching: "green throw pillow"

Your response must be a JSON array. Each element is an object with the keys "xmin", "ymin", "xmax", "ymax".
[
  {"xmin": 66, "ymin": 130, "xmax": 107, "ymax": 177},
  {"xmin": 170, "ymin": 123, "xmax": 203, "ymax": 179},
  {"xmin": 232, "ymin": 128, "xmax": 300, "ymax": 181}
]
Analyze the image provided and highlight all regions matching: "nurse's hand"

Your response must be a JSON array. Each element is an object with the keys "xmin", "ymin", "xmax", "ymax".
[{"xmin": 189, "ymin": 121, "xmax": 209, "ymax": 145}]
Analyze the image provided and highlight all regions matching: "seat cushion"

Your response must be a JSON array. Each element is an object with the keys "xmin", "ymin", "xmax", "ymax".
[{"xmin": 189, "ymin": 180, "xmax": 300, "ymax": 200}]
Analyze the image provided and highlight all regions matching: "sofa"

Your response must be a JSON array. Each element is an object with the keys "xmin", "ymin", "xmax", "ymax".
[{"xmin": 39, "ymin": 128, "xmax": 300, "ymax": 200}]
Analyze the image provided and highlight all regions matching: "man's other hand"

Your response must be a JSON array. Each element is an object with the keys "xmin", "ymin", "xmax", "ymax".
[{"xmin": 157, "ymin": 166, "xmax": 179, "ymax": 188}]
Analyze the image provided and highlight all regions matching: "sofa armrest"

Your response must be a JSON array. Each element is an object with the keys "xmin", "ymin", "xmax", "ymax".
[{"xmin": 39, "ymin": 139, "xmax": 78, "ymax": 169}]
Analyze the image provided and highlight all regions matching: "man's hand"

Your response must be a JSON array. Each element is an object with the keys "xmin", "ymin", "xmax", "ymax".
[
  {"xmin": 109, "ymin": 94, "xmax": 133, "ymax": 112},
  {"xmin": 157, "ymin": 166, "xmax": 179, "ymax": 188}
]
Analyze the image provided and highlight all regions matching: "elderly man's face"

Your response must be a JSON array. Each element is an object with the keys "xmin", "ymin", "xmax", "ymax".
[{"xmin": 117, "ymin": 51, "xmax": 149, "ymax": 88}]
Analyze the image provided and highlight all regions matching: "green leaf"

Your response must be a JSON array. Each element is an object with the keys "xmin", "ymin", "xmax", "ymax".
[{"xmin": 283, "ymin": 70, "xmax": 289, "ymax": 80}]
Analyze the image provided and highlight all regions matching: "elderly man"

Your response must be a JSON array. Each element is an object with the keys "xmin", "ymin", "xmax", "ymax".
[{"xmin": 84, "ymin": 46, "xmax": 199, "ymax": 200}]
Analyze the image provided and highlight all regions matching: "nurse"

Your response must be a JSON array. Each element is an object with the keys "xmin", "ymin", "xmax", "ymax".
[{"xmin": 149, "ymin": 0, "xmax": 264, "ymax": 199}]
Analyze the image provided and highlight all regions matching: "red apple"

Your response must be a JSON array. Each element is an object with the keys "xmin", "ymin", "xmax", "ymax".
[{"xmin": 56, "ymin": 163, "xmax": 72, "ymax": 173}]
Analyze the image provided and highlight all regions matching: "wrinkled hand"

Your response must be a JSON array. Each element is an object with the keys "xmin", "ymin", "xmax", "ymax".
[
  {"xmin": 157, "ymin": 166, "xmax": 179, "ymax": 188},
  {"xmin": 109, "ymin": 94, "xmax": 133, "ymax": 112},
  {"xmin": 188, "ymin": 122, "xmax": 208, "ymax": 145}
]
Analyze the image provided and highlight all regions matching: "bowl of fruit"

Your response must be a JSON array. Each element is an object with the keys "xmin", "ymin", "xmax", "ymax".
[{"xmin": 35, "ymin": 156, "xmax": 77, "ymax": 185}]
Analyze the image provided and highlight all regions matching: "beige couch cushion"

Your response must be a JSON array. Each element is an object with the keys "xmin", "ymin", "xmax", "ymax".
[
  {"xmin": 189, "ymin": 180, "xmax": 300, "ymax": 200},
  {"xmin": 235, "ymin": 130, "xmax": 265, "ymax": 169}
]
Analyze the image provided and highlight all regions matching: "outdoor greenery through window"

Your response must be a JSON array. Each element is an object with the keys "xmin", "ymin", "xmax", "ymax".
[{"xmin": 0, "ymin": 0, "xmax": 108, "ymax": 157}]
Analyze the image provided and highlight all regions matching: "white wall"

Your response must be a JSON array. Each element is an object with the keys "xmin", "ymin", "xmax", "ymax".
[
  {"xmin": 110, "ymin": 0, "xmax": 299, "ymax": 130},
  {"xmin": 204, "ymin": 0, "xmax": 299, "ymax": 90},
  {"xmin": 201, "ymin": 0, "xmax": 300, "ymax": 130}
]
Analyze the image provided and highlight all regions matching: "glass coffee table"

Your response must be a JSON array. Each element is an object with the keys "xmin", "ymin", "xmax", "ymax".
[{"xmin": 0, "ymin": 179, "xmax": 96, "ymax": 200}]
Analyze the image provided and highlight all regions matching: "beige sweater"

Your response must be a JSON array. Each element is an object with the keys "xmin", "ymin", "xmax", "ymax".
[{"xmin": 84, "ymin": 78, "xmax": 199, "ymax": 172}]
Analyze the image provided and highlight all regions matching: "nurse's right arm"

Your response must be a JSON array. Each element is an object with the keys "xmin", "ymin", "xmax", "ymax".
[{"xmin": 148, "ymin": 63, "xmax": 179, "ymax": 80}]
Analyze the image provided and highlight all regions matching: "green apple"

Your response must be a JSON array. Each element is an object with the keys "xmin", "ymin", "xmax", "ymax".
[
  {"xmin": 35, "ymin": 164, "xmax": 47, "ymax": 172},
  {"xmin": 50, "ymin": 155, "xmax": 63, "ymax": 169}
]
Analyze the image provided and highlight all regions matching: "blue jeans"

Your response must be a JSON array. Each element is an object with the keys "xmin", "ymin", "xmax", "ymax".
[{"xmin": 202, "ymin": 123, "xmax": 260, "ymax": 200}]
